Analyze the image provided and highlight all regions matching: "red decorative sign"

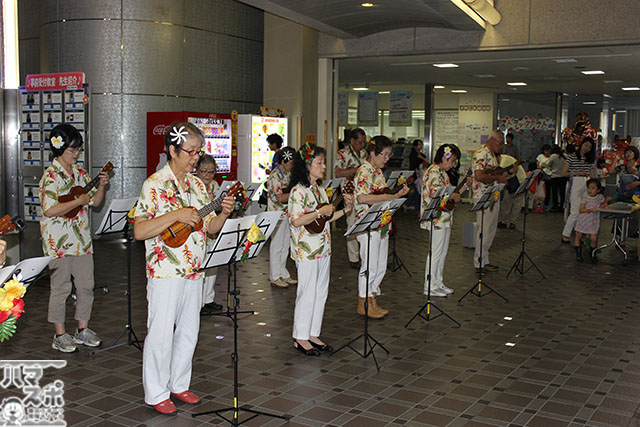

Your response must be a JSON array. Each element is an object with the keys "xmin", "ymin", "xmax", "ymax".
[{"xmin": 25, "ymin": 72, "xmax": 85, "ymax": 91}]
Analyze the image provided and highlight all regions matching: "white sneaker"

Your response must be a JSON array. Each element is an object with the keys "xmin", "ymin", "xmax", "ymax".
[
  {"xmin": 52, "ymin": 333, "xmax": 77, "ymax": 353},
  {"xmin": 270, "ymin": 278, "xmax": 289, "ymax": 288},
  {"xmin": 424, "ymin": 287, "xmax": 448, "ymax": 297},
  {"xmin": 282, "ymin": 277, "xmax": 297, "ymax": 285},
  {"xmin": 73, "ymin": 328, "xmax": 101, "ymax": 347},
  {"xmin": 440, "ymin": 285, "xmax": 454, "ymax": 295}
]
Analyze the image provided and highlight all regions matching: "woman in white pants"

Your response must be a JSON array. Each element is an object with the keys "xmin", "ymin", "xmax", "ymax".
[
  {"xmin": 266, "ymin": 146, "xmax": 297, "ymax": 288},
  {"xmin": 287, "ymin": 143, "xmax": 352, "ymax": 356},
  {"xmin": 353, "ymin": 136, "xmax": 409, "ymax": 319},
  {"xmin": 561, "ymin": 138, "xmax": 595, "ymax": 243},
  {"xmin": 134, "ymin": 122, "xmax": 235, "ymax": 415},
  {"xmin": 420, "ymin": 144, "xmax": 470, "ymax": 297}
]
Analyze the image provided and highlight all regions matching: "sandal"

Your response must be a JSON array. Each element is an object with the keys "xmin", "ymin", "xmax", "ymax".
[
  {"xmin": 309, "ymin": 340, "xmax": 333, "ymax": 353},
  {"xmin": 293, "ymin": 340, "xmax": 320, "ymax": 356}
]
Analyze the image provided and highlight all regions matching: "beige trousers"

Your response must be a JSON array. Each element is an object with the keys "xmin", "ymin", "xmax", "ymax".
[{"xmin": 47, "ymin": 254, "xmax": 95, "ymax": 323}]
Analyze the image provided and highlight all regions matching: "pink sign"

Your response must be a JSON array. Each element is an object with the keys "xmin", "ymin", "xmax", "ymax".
[{"xmin": 25, "ymin": 72, "xmax": 85, "ymax": 91}]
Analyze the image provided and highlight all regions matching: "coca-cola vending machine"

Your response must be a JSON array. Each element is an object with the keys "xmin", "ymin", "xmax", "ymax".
[{"xmin": 147, "ymin": 111, "xmax": 237, "ymax": 181}]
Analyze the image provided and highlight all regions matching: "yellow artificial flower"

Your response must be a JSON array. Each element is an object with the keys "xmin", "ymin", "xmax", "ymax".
[
  {"xmin": 127, "ymin": 205, "xmax": 137, "ymax": 218},
  {"xmin": 493, "ymin": 191, "xmax": 500, "ymax": 202},
  {"xmin": 633, "ymin": 193, "xmax": 640, "ymax": 205},
  {"xmin": 246, "ymin": 222, "xmax": 266, "ymax": 243},
  {"xmin": 326, "ymin": 187, "xmax": 334, "ymax": 199},
  {"xmin": 398, "ymin": 176, "xmax": 405, "ymax": 186},
  {"xmin": 380, "ymin": 210, "xmax": 392, "ymax": 226},
  {"xmin": 0, "ymin": 280, "xmax": 26, "ymax": 311}
]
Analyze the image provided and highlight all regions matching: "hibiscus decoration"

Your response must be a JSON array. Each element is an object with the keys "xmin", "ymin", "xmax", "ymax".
[
  {"xmin": 298, "ymin": 143, "xmax": 315, "ymax": 164},
  {"xmin": 379, "ymin": 209, "xmax": 392, "ymax": 235},
  {"xmin": 490, "ymin": 191, "xmax": 500, "ymax": 211},
  {"xmin": 240, "ymin": 222, "xmax": 266, "ymax": 263},
  {"xmin": 127, "ymin": 203, "xmax": 137, "ymax": 232},
  {"xmin": 0, "ymin": 277, "xmax": 27, "ymax": 342}
]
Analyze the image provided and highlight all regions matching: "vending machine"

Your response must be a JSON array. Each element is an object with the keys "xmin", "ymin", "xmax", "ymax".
[
  {"xmin": 146, "ymin": 111, "xmax": 237, "ymax": 181},
  {"xmin": 237, "ymin": 114, "xmax": 288, "ymax": 184}
]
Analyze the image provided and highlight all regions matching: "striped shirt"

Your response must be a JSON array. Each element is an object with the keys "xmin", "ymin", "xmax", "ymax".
[{"xmin": 566, "ymin": 153, "xmax": 593, "ymax": 176}]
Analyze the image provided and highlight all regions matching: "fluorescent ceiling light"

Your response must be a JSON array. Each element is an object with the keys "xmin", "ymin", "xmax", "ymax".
[
  {"xmin": 553, "ymin": 58, "xmax": 577, "ymax": 63},
  {"xmin": 2, "ymin": 0, "xmax": 19, "ymax": 89},
  {"xmin": 378, "ymin": 91, "xmax": 390, "ymax": 94},
  {"xmin": 581, "ymin": 70, "xmax": 605, "ymax": 75},
  {"xmin": 433, "ymin": 63, "xmax": 459, "ymax": 68},
  {"xmin": 353, "ymin": 87, "xmax": 369, "ymax": 91},
  {"xmin": 451, "ymin": 89, "xmax": 467, "ymax": 93},
  {"xmin": 507, "ymin": 82, "xmax": 527, "ymax": 86},
  {"xmin": 462, "ymin": 0, "xmax": 502, "ymax": 25},
  {"xmin": 622, "ymin": 87, "xmax": 640, "ymax": 91},
  {"xmin": 583, "ymin": 101, "xmax": 597, "ymax": 105},
  {"xmin": 449, "ymin": 0, "xmax": 486, "ymax": 28},
  {"xmin": 603, "ymin": 94, "xmax": 612, "ymax": 98},
  {"xmin": 604, "ymin": 80, "xmax": 623, "ymax": 83},
  {"xmin": 474, "ymin": 74, "xmax": 495, "ymax": 78},
  {"xmin": 361, "ymin": 2, "xmax": 374, "ymax": 7},
  {"xmin": 616, "ymin": 110, "xmax": 627, "ymax": 113},
  {"xmin": 433, "ymin": 85, "xmax": 445, "ymax": 89}
]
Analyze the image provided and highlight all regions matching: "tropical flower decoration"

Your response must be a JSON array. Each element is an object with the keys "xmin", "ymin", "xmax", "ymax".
[
  {"xmin": 325, "ymin": 187, "xmax": 334, "ymax": 199},
  {"xmin": 367, "ymin": 140, "xmax": 376, "ymax": 153},
  {"xmin": 632, "ymin": 192, "xmax": 640, "ymax": 206},
  {"xmin": 379, "ymin": 209, "xmax": 392, "ymax": 235},
  {"xmin": 443, "ymin": 146, "xmax": 452, "ymax": 159},
  {"xmin": 50, "ymin": 136, "xmax": 64, "ymax": 149},
  {"xmin": 490, "ymin": 190, "xmax": 500, "ymax": 211},
  {"xmin": 282, "ymin": 150, "xmax": 293, "ymax": 162},
  {"xmin": 299, "ymin": 143, "xmax": 315, "ymax": 164},
  {"xmin": 169, "ymin": 126, "xmax": 188, "ymax": 145},
  {"xmin": 0, "ymin": 276, "xmax": 27, "ymax": 342},
  {"xmin": 127, "ymin": 202, "xmax": 137, "ymax": 232},
  {"xmin": 240, "ymin": 222, "xmax": 266, "ymax": 263}
]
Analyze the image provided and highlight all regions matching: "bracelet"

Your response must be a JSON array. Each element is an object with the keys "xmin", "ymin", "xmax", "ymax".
[{"xmin": 316, "ymin": 210, "xmax": 320, "ymax": 219}]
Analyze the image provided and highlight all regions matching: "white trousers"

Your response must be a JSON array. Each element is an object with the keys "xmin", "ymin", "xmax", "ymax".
[
  {"xmin": 202, "ymin": 267, "xmax": 218, "ymax": 305},
  {"xmin": 143, "ymin": 277, "xmax": 202, "ymax": 405},
  {"xmin": 346, "ymin": 208, "xmax": 360, "ymax": 263},
  {"xmin": 293, "ymin": 257, "xmax": 330, "ymax": 340},
  {"xmin": 424, "ymin": 226, "xmax": 451, "ymax": 292},
  {"xmin": 269, "ymin": 216, "xmax": 291, "ymax": 281},
  {"xmin": 562, "ymin": 177, "xmax": 587, "ymax": 238},
  {"xmin": 499, "ymin": 191, "xmax": 524, "ymax": 226},
  {"xmin": 474, "ymin": 200, "xmax": 500, "ymax": 268},
  {"xmin": 356, "ymin": 231, "xmax": 389, "ymax": 297}
]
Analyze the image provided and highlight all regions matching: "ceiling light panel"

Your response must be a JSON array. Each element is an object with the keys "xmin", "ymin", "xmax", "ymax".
[
  {"xmin": 433, "ymin": 63, "xmax": 459, "ymax": 68},
  {"xmin": 507, "ymin": 82, "xmax": 527, "ymax": 86},
  {"xmin": 581, "ymin": 70, "xmax": 605, "ymax": 75}
]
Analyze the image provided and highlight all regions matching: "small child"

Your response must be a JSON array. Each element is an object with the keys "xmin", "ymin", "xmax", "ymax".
[
  {"xmin": 596, "ymin": 158, "xmax": 609, "ymax": 187},
  {"xmin": 574, "ymin": 178, "xmax": 608, "ymax": 263}
]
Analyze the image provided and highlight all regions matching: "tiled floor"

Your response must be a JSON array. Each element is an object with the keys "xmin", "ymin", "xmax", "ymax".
[{"xmin": 2, "ymin": 207, "xmax": 640, "ymax": 426}]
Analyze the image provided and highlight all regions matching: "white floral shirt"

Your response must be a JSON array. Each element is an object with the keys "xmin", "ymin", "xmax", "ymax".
[
  {"xmin": 353, "ymin": 161, "xmax": 387, "ymax": 222},
  {"xmin": 335, "ymin": 144, "xmax": 366, "ymax": 171},
  {"xmin": 266, "ymin": 166, "xmax": 289, "ymax": 213},
  {"xmin": 472, "ymin": 145, "xmax": 499, "ymax": 200},
  {"xmin": 39, "ymin": 159, "xmax": 96, "ymax": 258},
  {"xmin": 288, "ymin": 184, "xmax": 331, "ymax": 262},
  {"xmin": 136, "ymin": 164, "xmax": 216, "ymax": 280},
  {"xmin": 420, "ymin": 164, "xmax": 452, "ymax": 230}
]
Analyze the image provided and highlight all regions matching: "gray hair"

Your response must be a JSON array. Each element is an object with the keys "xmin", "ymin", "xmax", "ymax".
[{"xmin": 488, "ymin": 130, "xmax": 504, "ymax": 142}]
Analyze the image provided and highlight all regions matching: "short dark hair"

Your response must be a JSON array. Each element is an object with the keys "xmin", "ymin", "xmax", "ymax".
[
  {"xmin": 596, "ymin": 158, "xmax": 607, "ymax": 168},
  {"xmin": 266, "ymin": 133, "xmax": 283, "ymax": 148},
  {"xmin": 350, "ymin": 128, "xmax": 366, "ymax": 141},
  {"xmin": 287, "ymin": 144, "xmax": 327, "ymax": 189},
  {"xmin": 366, "ymin": 135, "xmax": 393, "ymax": 155},
  {"xmin": 433, "ymin": 144, "xmax": 461, "ymax": 164},
  {"xmin": 506, "ymin": 133, "xmax": 515, "ymax": 140},
  {"xmin": 625, "ymin": 146, "xmax": 639, "ymax": 161},
  {"xmin": 412, "ymin": 139, "xmax": 423, "ymax": 147},
  {"xmin": 279, "ymin": 146, "xmax": 296, "ymax": 164},
  {"xmin": 196, "ymin": 154, "xmax": 217, "ymax": 172},
  {"xmin": 164, "ymin": 121, "xmax": 205, "ymax": 160},
  {"xmin": 586, "ymin": 178, "xmax": 602, "ymax": 193},
  {"xmin": 48, "ymin": 123, "xmax": 83, "ymax": 158},
  {"xmin": 541, "ymin": 144, "xmax": 551, "ymax": 153}
]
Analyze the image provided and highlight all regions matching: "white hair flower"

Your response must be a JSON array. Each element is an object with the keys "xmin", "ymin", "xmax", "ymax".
[
  {"xmin": 282, "ymin": 150, "xmax": 293, "ymax": 162},
  {"xmin": 51, "ymin": 136, "xmax": 64, "ymax": 149},
  {"xmin": 444, "ymin": 146, "xmax": 452, "ymax": 159},
  {"xmin": 169, "ymin": 126, "xmax": 188, "ymax": 145}
]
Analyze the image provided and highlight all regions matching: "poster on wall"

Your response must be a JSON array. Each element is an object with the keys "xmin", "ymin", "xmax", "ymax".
[
  {"xmin": 389, "ymin": 91, "xmax": 412, "ymax": 126},
  {"xmin": 434, "ymin": 110, "xmax": 459, "ymax": 147},
  {"xmin": 338, "ymin": 92, "xmax": 349, "ymax": 126},
  {"xmin": 357, "ymin": 92, "xmax": 379, "ymax": 126}
]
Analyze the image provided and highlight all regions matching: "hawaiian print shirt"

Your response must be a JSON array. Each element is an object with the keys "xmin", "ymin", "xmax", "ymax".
[
  {"xmin": 472, "ymin": 145, "xmax": 499, "ymax": 200},
  {"xmin": 288, "ymin": 184, "xmax": 331, "ymax": 262},
  {"xmin": 266, "ymin": 166, "xmax": 289, "ymax": 213},
  {"xmin": 354, "ymin": 161, "xmax": 387, "ymax": 222},
  {"xmin": 136, "ymin": 164, "xmax": 216, "ymax": 280},
  {"xmin": 420, "ymin": 164, "xmax": 452, "ymax": 230},
  {"xmin": 335, "ymin": 144, "xmax": 366, "ymax": 171},
  {"xmin": 39, "ymin": 159, "xmax": 96, "ymax": 258}
]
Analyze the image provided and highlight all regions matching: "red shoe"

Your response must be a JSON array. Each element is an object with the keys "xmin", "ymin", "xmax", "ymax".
[
  {"xmin": 152, "ymin": 398, "xmax": 177, "ymax": 415},
  {"xmin": 170, "ymin": 390, "xmax": 201, "ymax": 405}
]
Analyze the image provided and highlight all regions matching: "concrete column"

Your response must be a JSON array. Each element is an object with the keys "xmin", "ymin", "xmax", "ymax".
[
  {"xmin": 424, "ymin": 83, "xmax": 434, "ymax": 160},
  {"xmin": 317, "ymin": 57, "xmax": 337, "ymax": 176}
]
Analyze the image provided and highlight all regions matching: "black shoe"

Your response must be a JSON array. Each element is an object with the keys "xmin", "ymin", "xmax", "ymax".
[
  {"xmin": 309, "ymin": 340, "xmax": 333, "ymax": 353},
  {"xmin": 497, "ymin": 222, "xmax": 507, "ymax": 229},
  {"xmin": 200, "ymin": 302, "xmax": 223, "ymax": 316},
  {"xmin": 349, "ymin": 261, "xmax": 360, "ymax": 270},
  {"xmin": 574, "ymin": 245, "xmax": 584, "ymax": 262},
  {"xmin": 561, "ymin": 237, "xmax": 570, "ymax": 244},
  {"xmin": 484, "ymin": 264, "xmax": 499, "ymax": 272},
  {"xmin": 508, "ymin": 224, "xmax": 516, "ymax": 230},
  {"xmin": 293, "ymin": 340, "xmax": 321, "ymax": 356}
]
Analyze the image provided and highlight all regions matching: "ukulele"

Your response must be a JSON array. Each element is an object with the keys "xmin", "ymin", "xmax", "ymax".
[
  {"xmin": 484, "ymin": 160, "xmax": 524, "ymax": 176},
  {"xmin": 0, "ymin": 215, "xmax": 25, "ymax": 237},
  {"xmin": 305, "ymin": 181, "xmax": 354, "ymax": 234},
  {"xmin": 372, "ymin": 175, "xmax": 415, "ymax": 195},
  {"xmin": 58, "ymin": 162, "xmax": 114, "ymax": 219},
  {"xmin": 444, "ymin": 169, "xmax": 472, "ymax": 211},
  {"xmin": 160, "ymin": 181, "xmax": 244, "ymax": 248}
]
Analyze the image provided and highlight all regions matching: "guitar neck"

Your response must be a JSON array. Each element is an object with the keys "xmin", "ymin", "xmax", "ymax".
[
  {"xmin": 83, "ymin": 175, "xmax": 101, "ymax": 193},
  {"xmin": 197, "ymin": 194, "xmax": 224, "ymax": 218}
]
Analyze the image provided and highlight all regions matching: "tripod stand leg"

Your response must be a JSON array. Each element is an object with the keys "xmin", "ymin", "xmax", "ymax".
[{"xmin": 523, "ymin": 251, "xmax": 546, "ymax": 279}]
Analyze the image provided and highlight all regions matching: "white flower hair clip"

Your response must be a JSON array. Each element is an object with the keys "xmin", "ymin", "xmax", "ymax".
[
  {"xmin": 444, "ymin": 146, "xmax": 452, "ymax": 159},
  {"xmin": 51, "ymin": 136, "xmax": 64, "ymax": 149},
  {"xmin": 169, "ymin": 126, "xmax": 188, "ymax": 145},
  {"xmin": 282, "ymin": 150, "xmax": 293, "ymax": 162}
]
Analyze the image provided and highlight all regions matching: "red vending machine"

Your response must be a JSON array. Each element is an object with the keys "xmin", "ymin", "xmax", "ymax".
[{"xmin": 147, "ymin": 111, "xmax": 237, "ymax": 181}]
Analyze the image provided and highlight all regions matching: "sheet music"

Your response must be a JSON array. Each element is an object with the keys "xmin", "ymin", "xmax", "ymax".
[
  {"xmin": 0, "ymin": 256, "xmax": 52, "ymax": 286},
  {"xmin": 322, "ymin": 177, "xmax": 345, "ymax": 190},
  {"xmin": 96, "ymin": 197, "xmax": 137, "ymax": 235},
  {"xmin": 387, "ymin": 170, "xmax": 414, "ymax": 190},
  {"xmin": 214, "ymin": 180, "xmax": 241, "ymax": 199},
  {"xmin": 345, "ymin": 198, "xmax": 406, "ymax": 236}
]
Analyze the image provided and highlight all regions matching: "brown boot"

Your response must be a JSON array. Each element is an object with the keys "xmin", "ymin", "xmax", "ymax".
[
  {"xmin": 371, "ymin": 292, "xmax": 389, "ymax": 315},
  {"xmin": 357, "ymin": 297, "xmax": 384, "ymax": 319}
]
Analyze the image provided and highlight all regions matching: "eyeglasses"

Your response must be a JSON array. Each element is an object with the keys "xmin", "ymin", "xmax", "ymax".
[
  {"xmin": 67, "ymin": 147, "xmax": 84, "ymax": 154},
  {"xmin": 378, "ymin": 152, "xmax": 392, "ymax": 159},
  {"xmin": 182, "ymin": 147, "xmax": 204, "ymax": 157},
  {"xmin": 198, "ymin": 169, "xmax": 215, "ymax": 175}
]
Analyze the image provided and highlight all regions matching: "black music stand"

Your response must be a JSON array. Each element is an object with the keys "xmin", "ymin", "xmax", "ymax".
[
  {"xmin": 194, "ymin": 213, "xmax": 288, "ymax": 426},
  {"xmin": 406, "ymin": 187, "xmax": 460, "ymax": 328},
  {"xmin": 331, "ymin": 198, "xmax": 406, "ymax": 371},
  {"xmin": 388, "ymin": 222, "xmax": 411, "ymax": 276},
  {"xmin": 458, "ymin": 185, "xmax": 508, "ymax": 303},
  {"xmin": 91, "ymin": 197, "xmax": 142, "ymax": 355},
  {"xmin": 506, "ymin": 169, "xmax": 546, "ymax": 279}
]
